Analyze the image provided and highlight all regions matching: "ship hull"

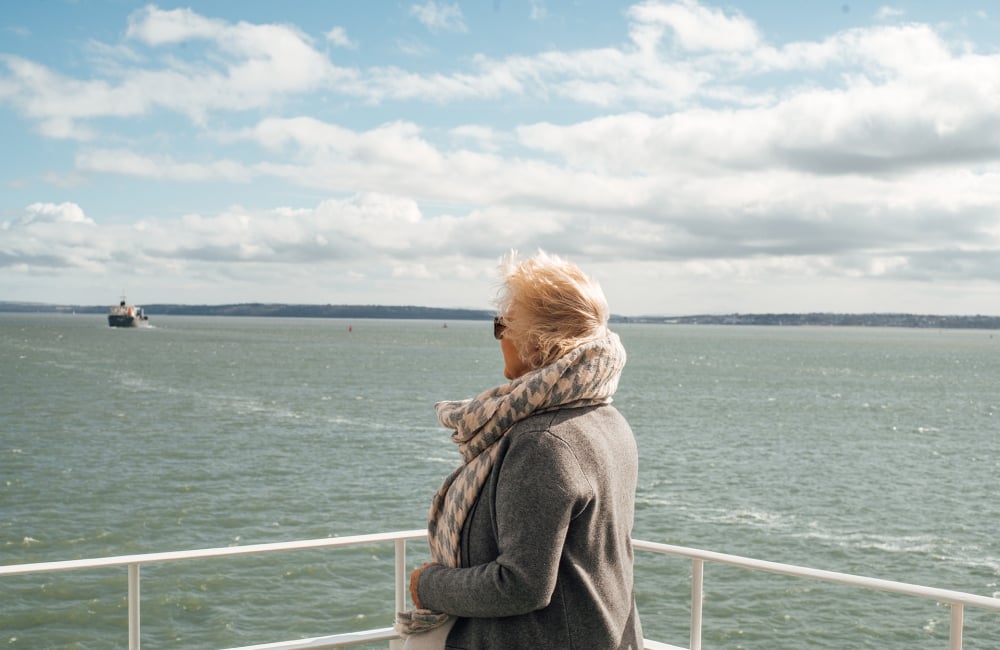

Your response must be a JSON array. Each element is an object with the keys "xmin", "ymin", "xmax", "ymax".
[{"xmin": 108, "ymin": 314, "xmax": 137, "ymax": 327}]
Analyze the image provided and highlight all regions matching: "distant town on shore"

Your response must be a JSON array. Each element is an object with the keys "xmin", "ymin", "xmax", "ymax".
[{"xmin": 2, "ymin": 301, "xmax": 999, "ymax": 330}]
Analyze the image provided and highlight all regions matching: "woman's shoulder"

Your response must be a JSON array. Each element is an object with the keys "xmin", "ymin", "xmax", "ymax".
[
  {"xmin": 507, "ymin": 404, "xmax": 627, "ymax": 443},
  {"xmin": 520, "ymin": 402, "xmax": 623, "ymax": 424}
]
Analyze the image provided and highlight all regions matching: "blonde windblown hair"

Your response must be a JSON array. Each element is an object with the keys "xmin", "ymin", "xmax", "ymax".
[{"xmin": 495, "ymin": 250, "xmax": 610, "ymax": 370}]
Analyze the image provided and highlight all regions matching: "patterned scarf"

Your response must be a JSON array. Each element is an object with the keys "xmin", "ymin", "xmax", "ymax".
[{"xmin": 395, "ymin": 330, "xmax": 627, "ymax": 637}]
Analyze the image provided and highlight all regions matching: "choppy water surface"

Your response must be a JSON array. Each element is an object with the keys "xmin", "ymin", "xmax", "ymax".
[{"xmin": 1, "ymin": 314, "xmax": 997, "ymax": 649}]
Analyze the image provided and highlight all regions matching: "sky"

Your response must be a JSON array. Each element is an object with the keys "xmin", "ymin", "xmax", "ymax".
[{"xmin": 2, "ymin": 1, "xmax": 999, "ymax": 317}]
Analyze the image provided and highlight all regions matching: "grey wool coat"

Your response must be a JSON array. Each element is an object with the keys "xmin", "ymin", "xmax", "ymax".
[{"xmin": 416, "ymin": 404, "xmax": 644, "ymax": 650}]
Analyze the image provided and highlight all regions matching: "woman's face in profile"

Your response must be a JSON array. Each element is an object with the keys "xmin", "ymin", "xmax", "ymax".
[{"xmin": 500, "ymin": 335, "xmax": 531, "ymax": 380}]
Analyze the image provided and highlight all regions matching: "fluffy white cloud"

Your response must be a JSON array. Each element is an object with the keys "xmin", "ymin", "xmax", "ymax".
[
  {"xmin": 75, "ymin": 149, "xmax": 254, "ymax": 183},
  {"xmin": 627, "ymin": 0, "xmax": 760, "ymax": 53},
  {"xmin": 325, "ymin": 26, "xmax": 358, "ymax": 49},
  {"xmin": 410, "ymin": 2, "xmax": 468, "ymax": 34},
  {"xmin": 1, "ymin": 203, "xmax": 110, "ymax": 273},
  {"xmin": 2, "ymin": 1, "xmax": 1000, "ymax": 314},
  {"xmin": 22, "ymin": 202, "xmax": 95, "ymax": 225},
  {"xmin": 0, "ymin": 5, "xmax": 348, "ymax": 134}
]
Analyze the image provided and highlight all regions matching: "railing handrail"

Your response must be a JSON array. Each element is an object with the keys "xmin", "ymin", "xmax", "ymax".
[
  {"xmin": 0, "ymin": 529, "xmax": 429, "ymax": 577},
  {"xmin": 7, "ymin": 532, "xmax": 996, "ymax": 611},
  {"xmin": 3, "ymin": 530, "xmax": 999, "ymax": 650},
  {"xmin": 631, "ymin": 539, "xmax": 1000, "ymax": 612}
]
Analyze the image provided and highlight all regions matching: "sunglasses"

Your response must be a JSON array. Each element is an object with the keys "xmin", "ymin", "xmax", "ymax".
[{"xmin": 493, "ymin": 316, "xmax": 507, "ymax": 340}]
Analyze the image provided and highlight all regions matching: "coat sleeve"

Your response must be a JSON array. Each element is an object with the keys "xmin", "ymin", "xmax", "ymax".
[{"xmin": 417, "ymin": 428, "xmax": 593, "ymax": 618}]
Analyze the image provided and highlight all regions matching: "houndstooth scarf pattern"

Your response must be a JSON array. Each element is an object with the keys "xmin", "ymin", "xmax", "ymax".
[{"xmin": 395, "ymin": 330, "xmax": 626, "ymax": 637}]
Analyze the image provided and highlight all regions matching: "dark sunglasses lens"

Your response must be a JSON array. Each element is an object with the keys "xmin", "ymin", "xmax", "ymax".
[{"xmin": 494, "ymin": 317, "xmax": 506, "ymax": 339}]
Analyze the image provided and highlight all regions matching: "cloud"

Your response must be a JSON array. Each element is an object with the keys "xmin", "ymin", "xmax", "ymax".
[
  {"xmin": 875, "ymin": 6, "xmax": 905, "ymax": 21},
  {"xmin": 627, "ymin": 0, "xmax": 760, "ymax": 53},
  {"xmin": 1, "ymin": 203, "xmax": 106, "ymax": 273},
  {"xmin": 449, "ymin": 124, "xmax": 504, "ymax": 152},
  {"xmin": 75, "ymin": 149, "xmax": 254, "ymax": 183},
  {"xmin": 0, "ymin": 194, "xmax": 474, "ymax": 278},
  {"xmin": 21, "ymin": 202, "xmax": 95, "ymax": 225},
  {"xmin": 409, "ymin": 2, "xmax": 468, "ymax": 34},
  {"xmin": 125, "ymin": 5, "xmax": 225, "ymax": 45},
  {"xmin": 4, "ymin": 2, "xmax": 998, "ymax": 131},
  {"xmin": 57, "ymin": 82, "xmax": 1000, "ymax": 283},
  {"xmin": 3, "ymin": 1, "xmax": 972, "ymax": 128},
  {"xmin": 325, "ymin": 26, "xmax": 358, "ymax": 49},
  {"xmin": 0, "ymin": 5, "xmax": 348, "ymax": 135}
]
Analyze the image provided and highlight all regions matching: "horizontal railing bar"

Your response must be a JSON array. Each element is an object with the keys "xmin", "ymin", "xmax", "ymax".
[
  {"xmin": 6, "ymin": 533, "xmax": 998, "ymax": 613},
  {"xmin": 642, "ymin": 642, "xmax": 687, "ymax": 650},
  {"xmin": 220, "ymin": 626, "xmax": 400, "ymax": 650},
  {"xmin": 0, "ymin": 529, "xmax": 429, "ymax": 577},
  {"xmin": 632, "ymin": 539, "xmax": 1000, "ymax": 612},
  {"xmin": 220, "ymin": 630, "xmax": 682, "ymax": 650}
]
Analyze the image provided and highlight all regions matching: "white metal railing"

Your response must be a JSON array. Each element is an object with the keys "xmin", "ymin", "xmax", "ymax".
[
  {"xmin": 631, "ymin": 539, "xmax": 1000, "ymax": 650},
  {"xmin": 2, "ymin": 530, "xmax": 999, "ymax": 650},
  {"xmin": 0, "ymin": 530, "xmax": 426, "ymax": 650}
]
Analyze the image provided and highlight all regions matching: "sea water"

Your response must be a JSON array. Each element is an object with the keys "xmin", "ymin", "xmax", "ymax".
[{"xmin": 1, "ymin": 313, "xmax": 997, "ymax": 649}]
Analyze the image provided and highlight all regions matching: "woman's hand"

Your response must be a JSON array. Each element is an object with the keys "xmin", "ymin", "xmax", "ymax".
[{"xmin": 409, "ymin": 562, "xmax": 433, "ymax": 609}]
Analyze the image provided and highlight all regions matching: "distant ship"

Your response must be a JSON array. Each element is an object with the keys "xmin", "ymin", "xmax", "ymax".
[{"xmin": 107, "ymin": 296, "xmax": 149, "ymax": 328}]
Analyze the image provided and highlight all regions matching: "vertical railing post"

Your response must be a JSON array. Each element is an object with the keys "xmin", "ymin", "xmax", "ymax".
[
  {"xmin": 949, "ymin": 602, "xmax": 964, "ymax": 650},
  {"xmin": 690, "ymin": 558, "xmax": 704, "ymax": 650},
  {"xmin": 390, "ymin": 538, "xmax": 407, "ymax": 650},
  {"xmin": 128, "ymin": 563, "xmax": 140, "ymax": 650}
]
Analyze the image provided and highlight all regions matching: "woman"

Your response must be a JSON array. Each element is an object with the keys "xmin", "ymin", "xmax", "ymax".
[{"xmin": 396, "ymin": 251, "xmax": 643, "ymax": 649}]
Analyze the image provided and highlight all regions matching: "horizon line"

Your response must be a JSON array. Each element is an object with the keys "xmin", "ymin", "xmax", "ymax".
[{"xmin": 1, "ymin": 300, "xmax": 998, "ymax": 321}]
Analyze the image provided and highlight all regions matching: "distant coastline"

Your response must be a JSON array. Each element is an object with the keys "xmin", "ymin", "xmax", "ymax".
[
  {"xmin": 619, "ymin": 312, "xmax": 1000, "ymax": 329},
  {"xmin": 2, "ymin": 301, "xmax": 999, "ymax": 329},
  {"xmin": 0, "ymin": 301, "xmax": 493, "ymax": 321}
]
